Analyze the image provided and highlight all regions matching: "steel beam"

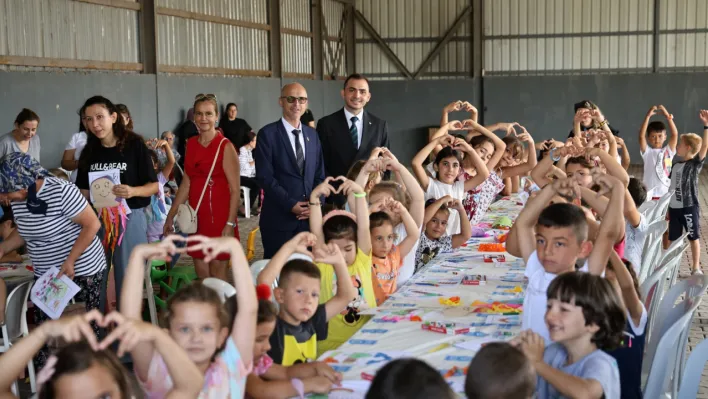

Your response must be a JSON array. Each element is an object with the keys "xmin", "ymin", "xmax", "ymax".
[
  {"xmin": 311, "ymin": 0, "xmax": 324, "ymax": 79},
  {"xmin": 138, "ymin": 0, "xmax": 157, "ymax": 74},
  {"xmin": 354, "ymin": 10, "xmax": 412, "ymax": 79},
  {"xmin": 414, "ymin": 5, "xmax": 471, "ymax": 79},
  {"xmin": 268, "ymin": 0, "xmax": 282, "ymax": 78},
  {"xmin": 345, "ymin": 4, "xmax": 355, "ymax": 75}
]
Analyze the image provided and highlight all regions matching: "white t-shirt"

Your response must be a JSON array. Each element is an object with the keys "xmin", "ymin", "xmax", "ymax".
[
  {"xmin": 394, "ymin": 223, "xmax": 422, "ymax": 286},
  {"xmin": 65, "ymin": 132, "xmax": 87, "ymax": 182},
  {"xmin": 522, "ymin": 251, "xmax": 589, "ymax": 343},
  {"xmin": 624, "ymin": 213, "xmax": 648, "ymax": 274},
  {"xmin": 424, "ymin": 179, "xmax": 465, "ymax": 236},
  {"xmin": 641, "ymin": 146, "xmax": 675, "ymax": 198}
]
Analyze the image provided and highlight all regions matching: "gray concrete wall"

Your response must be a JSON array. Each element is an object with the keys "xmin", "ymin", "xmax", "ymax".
[
  {"xmin": 0, "ymin": 72, "xmax": 157, "ymax": 168},
  {"xmin": 484, "ymin": 73, "xmax": 708, "ymax": 162},
  {"xmin": 3, "ymin": 70, "xmax": 708, "ymax": 171}
]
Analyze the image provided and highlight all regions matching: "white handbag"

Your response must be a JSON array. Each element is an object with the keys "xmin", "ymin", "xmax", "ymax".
[{"xmin": 174, "ymin": 139, "xmax": 226, "ymax": 234}]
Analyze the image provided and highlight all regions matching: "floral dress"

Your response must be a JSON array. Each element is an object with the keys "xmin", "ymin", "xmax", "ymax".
[{"xmin": 461, "ymin": 171, "xmax": 506, "ymax": 226}]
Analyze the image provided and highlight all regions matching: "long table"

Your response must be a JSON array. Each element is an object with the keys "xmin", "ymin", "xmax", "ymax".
[{"xmin": 317, "ymin": 196, "xmax": 525, "ymax": 398}]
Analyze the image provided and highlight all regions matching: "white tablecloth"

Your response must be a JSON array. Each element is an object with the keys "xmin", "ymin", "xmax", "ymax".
[{"xmin": 316, "ymin": 197, "xmax": 526, "ymax": 398}]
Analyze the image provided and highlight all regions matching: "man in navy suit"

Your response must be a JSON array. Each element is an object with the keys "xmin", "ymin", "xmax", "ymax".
[
  {"xmin": 317, "ymin": 73, "xmax": 389, "ymax": 206},
  {"xmin": 255, "ymin": 83, "xmax": 325, "ymax": 258}
]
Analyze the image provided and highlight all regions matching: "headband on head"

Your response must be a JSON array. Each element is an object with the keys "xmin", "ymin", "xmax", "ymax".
[{"xmin": 322, "ymin": 209, "xmax": 357, "ymax": 225}]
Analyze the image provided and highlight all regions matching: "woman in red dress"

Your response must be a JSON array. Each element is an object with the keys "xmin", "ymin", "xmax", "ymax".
[{"xmin": 164, "ymin": 94, "xmax": 240, "ymax": 280}]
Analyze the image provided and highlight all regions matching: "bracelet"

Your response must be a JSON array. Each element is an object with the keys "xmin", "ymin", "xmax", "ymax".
[
  {"xmin": 291, "ymin": 378, "xmax": 305, "ymax": 399},
  {"xmin": 703, "ymin": 126, "xmax": 708, "ymax": 130},
  {"xmin": 353, "ymin": 192, "xmax": 367, "ymax": 198},
  {"xmin": 226, "ymin": 221, "xmax": 235, "ymax": 228},
  {"xmin": 308, "ymin": 201, "xmax": 320, "ymax": 206},
  {"xmin": 549, "ymin": 148, "xmax": 561, "ymax": 162}
]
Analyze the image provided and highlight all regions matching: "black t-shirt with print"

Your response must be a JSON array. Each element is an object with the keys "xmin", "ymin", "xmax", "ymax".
[
  {"xmin": 268, "ymin": 304, "xmax": 328, "ymax": 366},
  {"xmin": 76, "ymin": 137, "xmax": 158, "ymax": 209}
]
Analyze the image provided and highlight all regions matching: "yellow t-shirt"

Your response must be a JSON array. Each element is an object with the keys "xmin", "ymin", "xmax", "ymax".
[{"xmin": 316, "ymin": 249, "xmax": 376, "ymax": 355}]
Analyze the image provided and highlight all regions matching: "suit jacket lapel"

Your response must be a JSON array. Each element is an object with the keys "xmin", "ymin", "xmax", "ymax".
[{"xmin": 276, "ymin": 120, "xmax": 299, "ymax": 173}]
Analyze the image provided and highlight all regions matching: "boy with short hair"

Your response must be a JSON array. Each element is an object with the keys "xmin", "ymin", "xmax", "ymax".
[
  {"xmin": 506, "ymin": 173, "xmax": 625, "ymax": 342},
  {"xmin": 256, "ymin": 232, "xmax": 356, "ymax": 365},
  {"xmin": 638, "ymin": 105, "xmax": 679, "ymax": 199},
  {"xmin": 465, "ymin": 342, "xmax": 536, "ymax": 399},
  {"xmin": 668, "ymin": 110, "xmax": 708, "ymax": 274}
]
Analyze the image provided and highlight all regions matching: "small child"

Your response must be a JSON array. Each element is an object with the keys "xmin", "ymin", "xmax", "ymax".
[
  {"xmin": 365, "ymin": 358, "xmax": 455, "ymax": 399},
  {"xmin": 48, "ymin": 168, "xmax": 70, "ymax": 181},
  {"xmin": 308, "ymin": 178, "xmax": 377, "ymax": 353},
  {"xmin": 256, "ymin": 232, "xmax": 356, "ymax": 365},
  {"xmin": 667, "ymin": 111, "xmax": 708, "ymax": 274},
  {"xmin": 0, "ymin": 311, "xmax": 202, "ymax": 398},
  {"xmin": 245, "ymin": 286, "xmax": 342, "ymax": 398},
  {"xmin": 412, "ymin": 121, "xmax": 490, "ymax": 235},
  {"xmin": 121, "ymin": 235, "xmax": 257, "ymax": 398},
  {"xmin": 638, "ymin": 105, "xmax": 678, "ymax": 199},
  {"xmin": 514, "ymin": 272, "xmax": 626, "ymax": 399},
  {"xmin": 368, "ymin": 200, "xmax": 420, "ymax": 305},
  {"xmin": 414, "ymin": 197, "xmax": 471, "ymax": 274},
  {"xmin": 506, "ymin": 174, "xmax": 625, "ymax": 342},
  {"xmin": 606, "ymin": 250, "xmax": 646, "ymax": 399},
  {"xmin": 146, "ymin": 139, "xmax": 175, "ymax": 242},
  {"xmin": 465, "ymin": 342, "xmax": 536, "ymax": 399}
]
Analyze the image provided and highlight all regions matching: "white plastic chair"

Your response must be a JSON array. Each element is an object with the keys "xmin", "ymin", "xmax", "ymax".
[
  {"xmin": 251, "ymin": 259, "xmax": 270, "ymax": 286},
  {"xmin": 678, "ymin": 337, "xmax": 708, "ymax": 398},
  {"xmin": 647, "ymin": 190, "xmax": 674, "ymax": 224},
  {"xmin": 639, "ymin": 200, "xmax": 657, "ymax": 218},
  {"xmin": 240, "ymin": 186, "xmax": 251, "ymax": 218},
  {"xmin": 640, "ymin": 251, "xmax": 685, "ymax": 343},
  {"xmin": 638, "ymin": 220, "xmax": 669, "ymax": 284},
  {"xmin": 1, "ymin": 281, "xmax": 36, "ymax": 394},
  {"xmin": 202, "ymin": 278, "xmax": 237, "ymax": 302},
  {"xmin": 642, "ymin": 274, "xmax": 708, "ymax": 397}
]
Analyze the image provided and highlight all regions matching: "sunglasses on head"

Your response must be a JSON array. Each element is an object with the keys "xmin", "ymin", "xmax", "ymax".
[
  {"xmin": 195, "ymin": 93, "xmax": 217, "ymax": 101},
  {"xmin": 280, "ymin": 96, "xmax": 308, "ymax": 104}
]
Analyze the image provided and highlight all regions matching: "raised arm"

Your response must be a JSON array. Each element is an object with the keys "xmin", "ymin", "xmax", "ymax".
[
  {"xmin": 466, "ymin": 119, "xmax": 506, "ymax": 170},
  {"xmin": 309, "ymin": 180, "xmax": 337, "ymax": 243},
  {"xmin": 382, "ymin": 149, "xmax": 425, "ymax": 227},
  {"xmin": 341, "ymin": 179, "xmax": 371, "ymax": 255},
  {"xmin": 588, "ymin": 147, "xmax": 629, "ymax": 187},
  {"xmin": 451, "ymin": 199, "xmax": 472, "ymax": 248},
  {"xmin": 391, "ymin": 201, "xmax": 421, "ymax": 257},
  {"xmin": 616, "ymin": 137, "xmax": 631, "ymax": 170},
  {"xmin": 423, "ymin": 196, "xmax": 450, "ymax": 226},
  {"xmin": 506, "ymin": 180, "xmax": 569, "ymax": 262},
  {"xmin": 609, "ymin": 250, "xmax": 644, "ymax": 326},
  {"xmin": 638, "ymin": 106, "xmax": 656, "ymax": 154},
  {"xmin": 315, "ymin": 244, "xmax": 356, "ymax": 321},
  {"xmin": 160, "ymin": 140, "xmax": 176, "ymax": 177},
  {"xmin": 500, "ymin": 131, "xmax": 538, "ymax": 178},
  {"xmin": 413, "ymin": 133, "xmax": 454, "ymax": 191},
  {"xmin": 530, "ymin": 151, "xmax": 556, "ymax": 188},
  {"xmin": 455, "ymin": 137, "xmax": 490, "ymax": 191},
  {"xmin": 586, "ymin": 172, "xmax": 625, "ymax": 275},
  {"xmin": 257, "ymin": 232, "xmax": 317, "ymax": 287},
  {"xmin": 659, "ymin": 105, "xmax": 679, "ymax": 152},
  {"xmin": 699, "ymin": 110, "xmax": 708, "ymax": 160}
]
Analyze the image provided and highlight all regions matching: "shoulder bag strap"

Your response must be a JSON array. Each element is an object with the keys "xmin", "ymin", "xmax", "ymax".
[{"xmin": 194, "ymin": 138, "xmax": 227, "ymax": 213}]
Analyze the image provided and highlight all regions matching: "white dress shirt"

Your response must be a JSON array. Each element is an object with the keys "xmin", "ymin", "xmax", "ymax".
[
  {"xmin": 281, "ymin": 117, "xmax": 306, "ymax": 160},
  {"xmin": 344, "ymin": 108, "xmax": 364, "ymax": 149}
]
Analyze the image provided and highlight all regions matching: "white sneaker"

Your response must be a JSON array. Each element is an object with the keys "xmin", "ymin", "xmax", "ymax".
[{"xmin": 692, "ymin": 269, "xmax": 703, "ymax": 275}]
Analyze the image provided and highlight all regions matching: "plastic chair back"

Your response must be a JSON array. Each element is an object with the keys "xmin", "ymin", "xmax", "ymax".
[
  {"xmin": 639, "ymin": 220, "xmax": 669, "ymax": 284},
  {"xmin": 639, "ymin": 200, "xmax": 657, "ymax": 217},
  {"xmin": 202, "ymin": 278, "xmax": 237, "ymax": 303},
  {"xmin": 643, "ymin": 274, "xmax": 708, "ymax": 397},
  {"xmin": 647, "ymin": 190, "xmax": 674, "ymax": 223},
  {"xmin": 643, "ymin": 303, "xmax": 700, "ymax": 398},
  {"xmin": 240, "ymin": 186, "xmax": 251, "ymax": 218},
  {"xmin": 1, "ymin": 281, "xmax": 32, "ymax": 344},
  {"xmin": 251, "ymin": 259, "xmax": 270, "ymax": 286},
  {"xmin": 678, "ymin": 337, "xmax": 708, "ymax": 398},
  {"xmin": 641, "ymin": 253, "xmax": 684, "ymax": 343}
]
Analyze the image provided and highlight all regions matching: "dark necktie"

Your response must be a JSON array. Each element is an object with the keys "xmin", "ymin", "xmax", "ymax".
[
  {"xmin": 292, "ymin": 129, "xmax": 305, "ymax": 175},
  {"xmin": 350, "ymin": 116, "xmax": 359, "ymax": 149}
]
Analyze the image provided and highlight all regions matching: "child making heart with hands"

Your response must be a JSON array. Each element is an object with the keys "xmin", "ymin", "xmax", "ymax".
[
  {"xmin": 309, "ymin": 177, "xmax": 378, "ymax": 353},
  {"xmin": 415, "ymin": 196, "xmax": 472, "ymax": 273},
  {"xmin": 0, "ymin": 310, "xmax": 203, "ymax": 399},
  {"xmin": 369, "ymin": 197, "xmax": 420, "ymax": 305},
  {"xmin": 120, "ymin": 235, "xmax": 257, "ymax": 398}
]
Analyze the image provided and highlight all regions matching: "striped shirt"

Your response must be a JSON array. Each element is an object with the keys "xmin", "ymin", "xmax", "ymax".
[{"xmin": 12, "ymin": 177, "xmax": 106, "ymax": 277}]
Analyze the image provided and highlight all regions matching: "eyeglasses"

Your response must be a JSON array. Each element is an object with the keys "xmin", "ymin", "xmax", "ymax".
[
  {"xmin": 195, "ymin": 93, "xmax": 217, "ymax": 101},
  {"xmin": 280, "ymin": 96, "xmax": 308, "ymax": 104}
]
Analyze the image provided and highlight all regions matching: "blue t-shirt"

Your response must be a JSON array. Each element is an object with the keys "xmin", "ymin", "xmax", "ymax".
[
  {"xmin": 537, "ymin": 343, "xmax": 620, "ymax": 399},
  {"xmin": 606, "ymin": 308, "xmax": 647, "ymax": 399}
]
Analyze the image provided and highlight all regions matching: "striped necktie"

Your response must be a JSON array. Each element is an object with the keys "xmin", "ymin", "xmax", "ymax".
[
  {"xmin": 350, "ymin": 116, "xmax": 359, "ymax": 148},
  {"xmin": 292, "ymin": 129, "xmax": 304, "ymax": 175}
]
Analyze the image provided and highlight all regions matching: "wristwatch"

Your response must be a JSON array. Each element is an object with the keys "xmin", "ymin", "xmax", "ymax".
[{"xmin": 226, "ymin": 221, "xmax": 236, "ymax": 228}]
